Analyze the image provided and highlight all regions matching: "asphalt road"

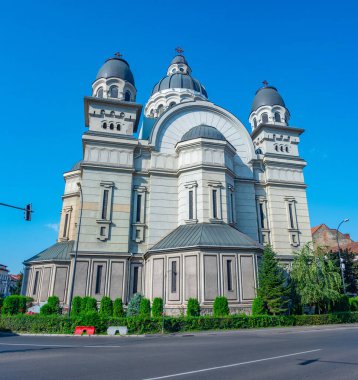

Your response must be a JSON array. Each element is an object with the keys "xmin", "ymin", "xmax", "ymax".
[{"xmin": 1, "ymin": 325, "xmax": 358, "ymax": 380}]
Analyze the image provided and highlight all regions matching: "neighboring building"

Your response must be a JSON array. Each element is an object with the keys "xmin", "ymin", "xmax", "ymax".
[
  {"xmin": 312, "ymin": 224, "xmax": 358, "ymax": 253},
  {"xmin": 0, "ymin": 264, "xmax": 10, "ymax": 296},
  {"xmin": 22, "ymin": 52, "xmax": 312, "ymax": 313}
]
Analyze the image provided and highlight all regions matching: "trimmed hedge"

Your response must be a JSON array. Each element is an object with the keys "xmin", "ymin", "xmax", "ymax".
[
  {"xmin": 213, "ymin": 297, "xmax": 229, "ymax": 317},
  {"xmin": 140, "ymin": 298, "xmax": 151, "ymax": 318},
  {"xmin": 152, "ymin": 298, "xmax": 163, "ymax": 317},
  {"xmin": 2, "ymin": 296, "xmax": 27, "ymax": 315},
  {"xmin": 187, "ymin": 298, "xmax": 200, "ymax": 317},
  {"xmin": 99, "ymin": 297, "xmax": 113, "ymax": 318},
  {"xmin": 113, "ymin": 298, "xmax": 125, "ymax": 317},
  {"xmin": 2, "ymin": 312, "xmax": 358, "ymax": 335}
]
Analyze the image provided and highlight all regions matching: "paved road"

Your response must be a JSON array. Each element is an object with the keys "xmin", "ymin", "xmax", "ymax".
[{"xmin": 1, "ymin": 325, "xmax": 358, "ymax": 379}]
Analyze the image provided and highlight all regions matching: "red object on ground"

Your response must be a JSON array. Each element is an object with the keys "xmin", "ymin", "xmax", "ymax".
[
  {"xmin": 26, "ymin": 311, "xmax": 36, "ymax": 315},
  {"xmin": 74, "ymin": 326, "xmax": 95, "ymax": 335}
]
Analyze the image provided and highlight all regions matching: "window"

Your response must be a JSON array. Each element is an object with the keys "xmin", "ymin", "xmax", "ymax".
[
  {"xmin": 125, "ymin": 91, "xmax": 131, "ymax": 101},
  {"xmin": 188, "ymin": 190, "xmax": 194, "ymax": 220},
  {"xmin": 101, "ymin": 190, "xmax": 109, "ymax": 220},
  {"xmin": 101, "ymin": 110, "xmax": 105, "ymax": 115},
  {"xmin": 95, "ymin": 265, "xmax": 102, "ymax": 294},
  {"xmin": 285, "ymin": 146, "xmax": 289, "ymax": 153},
  {"xmin": 32, "ymin": 271, "xmax": 39, "ymax": 295},
  {"xmin": 102, "ymin": 122, "xmax": 107, "ymax": 129},
  {"xmin": 100, "ymin": 226, "xmax": 106, "ymax": 236},
  {"xmin": 136, "ymin": 194, "xmax": 142, "ymax": 222},
  {"xmin": 274, "ymin": 112, "xmax": 281, "ymax": 122},
  {"xmin": 135, "ymin": 229, "xmax": 140, "ymax": 239},
  {"xmin": 280, "ymin": 145, "xmax": 284, "ymax": 152},
  {"xmin": 262, "ymin": 113, "xmax": 269, "ymax": 124},
  {"xmin": 171, "ymin": 261, "xmax": 177, "ymax": 293},
  {"xmin": 227, "ymin": 260, "xmax": 233, "ymax": 291},
  {"xmin": 133, "ymin": 267, "xmax": 139, "ymax": 294},
  {"xmin": 288, "ymin": 203, "xmax": 295, "ymax": 229},
  {"xmin": 63, "ymin": 213, "xmax": 69, "ymax": 238},
  {"xmin": 109, "ymin": 123, "xmax": 114, "ymax": 130},
  {"xmin": 259, "ymin": 203, "xmax": 265, "ymax": 229},
  {"xmin": 253, "ymin": 117, "xmax": 257, "ymax": 128},
  {"xmin": 96, "ymin": 88, "xmax": 103, "ymax": 98},
  {"xmin": 109, "ymin": 86, "xmax": 119, "ymax": 98},
  {"xmin": 116, "ymin": 124, "xmax": 121, "ymax": 131},
  {"xmin": 275, "ymin": 145, "xmax": 278, "ymax": 152},
  {"xmin": 110, "ymin": 111, "xmax": 115, "ymax": 117},
  {"xmin": 212, "ymin": 190, "xmax": 218, "ymax": 219},
  {"xmin": 169, "ymin": 102, "xmax": 176, "ymax": 107},
  {"xmin": 157, "ymin": 105, "xmax": 164, "ymax": 116}
]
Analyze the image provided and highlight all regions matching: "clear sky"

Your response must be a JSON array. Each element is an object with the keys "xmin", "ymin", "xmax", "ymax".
[{"xmin": 0, "ymin": 0, "xmax": 357, "ymax": 273}]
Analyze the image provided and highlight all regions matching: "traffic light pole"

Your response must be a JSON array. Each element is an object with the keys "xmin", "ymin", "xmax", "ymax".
[{"xmin": 0, "ymin": 203, "xmax": 33, "ymax": 220}]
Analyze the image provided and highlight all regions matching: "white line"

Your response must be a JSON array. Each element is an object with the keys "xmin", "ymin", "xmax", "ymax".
[
  {"xmin": 142, "ymin": 349, "xmax": 322, "ymax": 380},
  {"xmin": 0, "ymin": 343, "xmax": 121, "ymax": 348}
]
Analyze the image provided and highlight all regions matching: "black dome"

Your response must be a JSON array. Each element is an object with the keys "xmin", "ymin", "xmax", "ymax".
[
  {"xmin": 96, "ymin": 56, "xmax": 135, "ymax": 86},
  {"xmin": 251, "ymin": 86, "xmax": 285, "ymax": 113},
  {"xmin": 152, "ymin": 73, "xmax": 207, "ymax": 97},
  {"xmin": 181, "ymin": 125, "xmax": 225, "ymax": 142}
]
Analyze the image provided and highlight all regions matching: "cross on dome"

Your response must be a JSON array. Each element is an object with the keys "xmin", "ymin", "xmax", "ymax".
[
  {"xmin": 262, "ymin": 80, "xmax": 269, "ymax": 87},
  {"xmin": 175, "ymin": 47, "xmax": 184, "ymax": 55},
  {"xmin": 114, "ymin": 52, "xmax": 123, "ymax": 58}
]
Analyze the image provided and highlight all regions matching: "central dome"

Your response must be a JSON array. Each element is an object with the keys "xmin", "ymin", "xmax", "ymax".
[
  {"xmin": 96, "ymin": 55, "xmax": 135, "ymax": 86},
  {"xmin": 152, "ymin": 73, "xmax": 207, "ymax": 97},
  {"xmin": 181, "ymin": 125, "xmax": 225, "ymax": 142}
]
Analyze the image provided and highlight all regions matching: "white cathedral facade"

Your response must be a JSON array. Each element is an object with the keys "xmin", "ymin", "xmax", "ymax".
[{"xmin": 22, "ymin": 52, "xmax": 312, "ymax": 313}]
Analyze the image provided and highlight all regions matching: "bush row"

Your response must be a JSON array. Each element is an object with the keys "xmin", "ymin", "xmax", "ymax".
[{"xmin": 1, "ymin": 311, "xmax": 358, "ymax": 335}]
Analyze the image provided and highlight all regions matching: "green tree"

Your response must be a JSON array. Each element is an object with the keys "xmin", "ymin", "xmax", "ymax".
[
  {"xmin": 71, "ymin": 296, "xmax": 82, "ymax": 316},
  {"xmin": 213, "ymin": 297, "xmax": 229, "ymax": 317},
  {"xmin": 139, "ymin": 298, "xmax": 151, "ymax": 318},
  {"xmin": 187, "ymin": 298, "xmax": 200, "ymax": 317},
  {"xmin": 257, "ymin": 245, "xmax": 289, "ymax": 315},
  {"xmin": 81, "ymin": 296, "xmax": 98, "ymax": 313},
  {"xmin": 99, "ymin": 296, "xmax": 113, "ymax": 317},
  {"xmin": 113, "ymin": 298, "xmax": 125, "ymax": 317},
  {"xmin": 291, "ymin": 244, "xmax": 342, "ymax": 314},
  {"xmin": 127, "ymin": 293, "xmax": 143, "ymax": 317},
  {"xmin": 251, "ymin": 296, "xmax": 267, "ymax": 316},
  {"xmin": 152, "ymin": 297, "xmax": 163, "ymax": 317}
]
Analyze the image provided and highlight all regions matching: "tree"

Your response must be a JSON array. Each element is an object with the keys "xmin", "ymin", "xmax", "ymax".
[
  {"xmin": 113, "ymin": 298, "xmax": 125, "ymax": 317},
  {"xmin": 139, "ymin": 298, "xmax": 151, "ymax": 318},
  {"xmin": 213, "ymin": 297, "xmax": 229, "ymax": 317},
  {"xmin": 152, "ymin": 298, "xmax": 163, "ymax": 317},
  {"xmin": 99, "ymin": 296, "xmax": 113, "ymax": 317},
  {"xmin": 187, "ymin": 298, "xmax": 200, "ymax": 317},
  {"xmin": 257, "ymin": 245, "xmax": 289, "ymax": 315},
  {"xmin": 291, "ymin": 244, "xmax": 342, "ymax": 314},
  {"xmin": 328, "ymin": 249, "xmax": 358, "ymax": 294},
  {"xmin": 127, "ymin": 293, "xmax": 143, "ymax": 317}
]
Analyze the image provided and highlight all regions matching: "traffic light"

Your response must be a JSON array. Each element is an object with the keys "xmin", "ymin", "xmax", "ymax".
[{"xmin": 24, "ymin": 204, "xmax": 32, "ymax": 221}]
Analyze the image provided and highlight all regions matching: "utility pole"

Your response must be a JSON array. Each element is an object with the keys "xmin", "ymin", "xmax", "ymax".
[{"xmin": 336, "ymin": 218, "xmax": 349, "ymax": 295}]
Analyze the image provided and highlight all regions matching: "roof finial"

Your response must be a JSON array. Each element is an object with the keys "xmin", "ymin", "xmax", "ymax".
[
  {"xmin": 262, "ymin": 80, "xmax": 269, "ymax": 87},
  {"xmin": 175, "ymin": 46, "xmax": 184, "ymax": 55},
  {"xmin": 114, "ymin": 52, "xmax": 123, "ymax": 58}
]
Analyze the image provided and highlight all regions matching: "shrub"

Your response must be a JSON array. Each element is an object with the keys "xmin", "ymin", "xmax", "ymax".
[
  {"xmin": 2, "ymin": 295, "xmax": 23, "ymax": 315},
  {"xmin": 187, "ymin": 298, "xmax": 200, "ymax": 317},
  {"xmin": 152, "ymin": 297, "xmax": 163, "ymax": 317},
  {"xmin": 100, "ymin": 297, "xmax": 113, "ymax": 317},
  {"xmin": 127, "ymin": 294, "xmax": 143, "ymax": 317},
  {"xmin": 81, "ymin": 297, "xmax": 98, "ymax": 313},
  {"xmin": 349, "ymin": 296, "xmax": 358, "ymax": 311},
  {"xmin": 71, "ymin": 296, "xmax": 82, "ymax": 316},
  {"xmin": 331, "ymin": 295, "xmax": 350, "ymax": 312},
  {"xmin": 139, "ymin": 298, "xmax": 151, "ymax": 318},
  {"xmin": 213, "ymin": 297, "xmax": 229, "ymax": 317},
  {"xmin": 252, "ymin": 296, "xmax": 267, "ymax": 316},
  {"xmin": 40, "ymin": 296, "xmax": 60, "ymax": 315},
  {"xmin": 40, "ymin": 304, "xmax": 52, "ymax": 315},
  {"xmin": 18, "ymin": 296, "xmax": 27, "ymax": 313},
  {"xmin": 113, "ymin": 298, "xmax": 125, "ymax": 317},
  {"xmin": 0, "ymin": 298, "xmax": 3, "ymax": 313}
]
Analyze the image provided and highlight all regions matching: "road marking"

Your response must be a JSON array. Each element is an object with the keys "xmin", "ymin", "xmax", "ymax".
[
  {"xmin": 0, "ymin": 343, "xmax": 121, "ymax": 348},
  {"xmin": 142, "ymin": 349, "xmax": 322, "ymax": 380}
]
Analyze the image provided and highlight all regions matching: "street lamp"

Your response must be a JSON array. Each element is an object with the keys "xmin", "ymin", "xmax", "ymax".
[
  {"xmin": 336, "ymin": 218, "xmax": 349, "ymax": 295},
  {"xmin": 68, "ymin": 183, "xmax": 83, "ymax": 317}
]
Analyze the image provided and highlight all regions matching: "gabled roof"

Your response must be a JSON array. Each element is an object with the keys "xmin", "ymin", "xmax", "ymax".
[
  {"xmin": 149, "ymin": 223, "xmax": 262, "ymax": 252},
  {"xmin": 24, "ymin": 241, "xmax": 74, "ymax": 264},
  {"xmin": 311, "ymin": 224, "xmax": 328, "ymax": 235}
]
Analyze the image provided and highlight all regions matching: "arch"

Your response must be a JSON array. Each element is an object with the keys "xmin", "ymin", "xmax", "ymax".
[
  {"xmin": 124, "ymin": 91, "xmax": 131, "ymax": 101},
  {"xmin": 274, "ymin": 112, "xmax": 281, "ymax": 122},
  {"xmin": 96, "ymin": 87, "xmax": 103, "ymax": 98},
  {"xmin": 275, "ymin": 144, "xmax": 279, "ymax": 152},
  {"xmin": 110, "ymin": 111, "xmax": 115, "ymax": 117},
  {"xmin": 109, "ymin": 123, "xmax": 114, "ymax": 130},
  {"xmin": 169, "ymin": 102, "xmax": 176, "ymax": 108},
  {"xmin": 149, "ymin": 100, "xmax": 256, "ymax": 164},
  {"xmin": 116, "ymin": 123, "xmax": 121, "ymax": 131},
  {"xmin": 102, "ymin": 121, "xmax": 107, "ymax": 129},
  {"xmin": 109, "ymin": 86, "xmax": 119, "ymax": 98},
  {"xmin": 157, "ymin": 104, "xmax": 164, "ymax": 116},
  {"xmin": 261, "ymin": 113, "xmax": 269, "ymax": 124}
]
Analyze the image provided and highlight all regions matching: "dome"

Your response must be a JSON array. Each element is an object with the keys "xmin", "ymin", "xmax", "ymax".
[
  {"xmin": 180, "ymin": 125, "xmax": 225, "ymax": 142},
  {"xmin": 251, "ymin": 86, "xmax": 285, "ymax": 113},
  {"xmin": 96, "ymin": 56, "xmax": 135, "ymax": 86},
  {"xmin": 152, "ymin": 73, "xmax": 207, "ymax": 97},
  {"xmin": 170, "ymin": 54, "xmax": 188, "ymax": 65}
]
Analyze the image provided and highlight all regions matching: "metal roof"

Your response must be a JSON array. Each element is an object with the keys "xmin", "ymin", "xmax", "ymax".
[
  {"xmin": 69, "ymin": 160, "xmax": 82, "ymax": 172},
  {"xmin": 24, "ymin": 241, "xmax": 74, "ymax": 264},
  {"xmin": 96, "ymin": 56, "xmax": 135, "ymax": 86},
  {"xmin": 251, "ymin": 86, "xmax": 285, "ymax": 113},
  {"xmin": 149, "ymin": 223, "xmax": 262, "ymax": 252},
  {"xmin": 181, "ymin": 125, "xmax": 225, "ymax": 143},
  {"xmin": 170, "ymin": 55, "xmax": 188, "ymax": 65}
]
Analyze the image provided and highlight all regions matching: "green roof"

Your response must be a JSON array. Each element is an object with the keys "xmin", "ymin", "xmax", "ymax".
[
  {"xmin": 24, "ymin": 241, "xmax": 74, "ymax": 264},
  {"xmin": 149, "ymin": 223, "xmax": 262, "ymax": 252}
]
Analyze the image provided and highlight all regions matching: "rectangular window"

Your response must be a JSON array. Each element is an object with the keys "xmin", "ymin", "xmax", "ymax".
[
  {"xmin": 63, "ymin": 213, "xmax": 69, "ymax": 238},
  {"xmin": 136, "ymin": 194, "xmax": 142, "ymax": 223},
  {"xmin": 32, "ymin": 271, "xmax": 39, "ymax": 295},
  {"xmin": 288, "ymin": 203, "xmax": 295, "ymax": 229},
  {"xmin": 227, "ymin": 260, "xmax": 233, "ymax": 291},
  {"xmin": 171, "ymin": 261, "xmax": 177, "ymax": 293},
  {"xmin": 101, "ymin": 190, "xmax": 109, "ymax": 220},
  {"xmin": 133, "ymin": 267, "xmax": 139, "ymax": 294},
  {"xmin": 188, "ymin": 190, "xmax": 193, "ymax": 220},
  {"xmin": 100, "ymin": 226, "xmax": 106, "ymax": 236},
  {"xmin": 259, "ymin": 203, "xmax": 265, "ymax": 229},
  {"xmin": 212, "ymin": 190, "xmax": 218, "ymax": 219},
  {"xmin": 95, "ymin": 265, "xmax": 103, "ymax": 294}
]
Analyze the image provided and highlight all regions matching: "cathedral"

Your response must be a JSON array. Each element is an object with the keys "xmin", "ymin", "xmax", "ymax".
[{"xmin": 22, "ymin": 50, "xmax": 312, "ymax": 314}]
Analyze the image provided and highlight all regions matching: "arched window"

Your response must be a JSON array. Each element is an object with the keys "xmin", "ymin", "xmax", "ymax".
[
  {"xmin": 274, "ymin": 112, "xmax": 281, "ymax": 122},
  {"xmin": 96, "ymin": 87, "xmax": 103, "ymax": 98},
  {"xmin": 169, "ymin": 102, "xmax": 176, "ymax": 107},
  {"xmin": 262, "ymin": 113, "xmax": 269, "ymax": 124},
  {"xmin": 109, "ymin": 86, "xmax": 119, "ymax": 98},
  {"xmin": 255, "ymin": 148, "xmax": 263, "ymax": 154},
  {"xmin": 157, "ymin": 105, "xmax": 164, "ymax": 116},
  {"xmin": 102, "ymin": 122, "xmax": 107, "ymax": 129},
  {"xmin": 109, "ymin": 123, "xmax": 114, "ymax": 130},
  {"xmin": 124, "ymin": 91, "xmax": 131, "ymax": 101},
  {"xmin": 285, "ymin": 146, "xmax": 289, "ymax": 153},
  {"xmin": 280, "ymin": 145, "xmax": 284, "ymax": 152},
  {"xmin": 116, "ymin": 124, "xmax": 121, "ymax": 131},
  {"xmin": 101, "ymin": 110, "xmax": 105, "ymax": 115},
  {"xmin": 275, "ymin": 145, "xmax": 278, "ymax": 152},
  {"xmin": 110, "ymin": 111, "xmax": 115, "ymax": 117},
  {"xmin": 253, "ymin": 118, "xmax": 257, "ymax": 128},
  {"xmin": 150, "ymin": 109, "xmax": 154, "ymax": 117},
  {"xmin": 119, "ymin": 112, "xmax": 125, "ymax": 118}
]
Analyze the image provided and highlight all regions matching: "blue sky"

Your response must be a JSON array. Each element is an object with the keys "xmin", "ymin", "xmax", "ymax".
[{"xmin": 0, "ymin": 0, "xmax": 357, "ymax": 273}]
